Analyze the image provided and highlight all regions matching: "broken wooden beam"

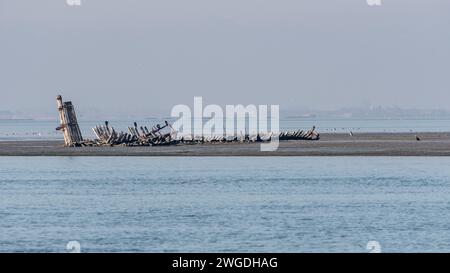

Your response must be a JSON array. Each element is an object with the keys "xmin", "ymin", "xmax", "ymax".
[{"xmin": 56, "ymin": 95, "xmax": 83, "ymax": 147}]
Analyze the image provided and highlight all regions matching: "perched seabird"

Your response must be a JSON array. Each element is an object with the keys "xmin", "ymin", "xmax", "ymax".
[
  {"xmin": 415, "ymin": 135, "xmax": 421, "ymax": 141},
  {"xmin": 349, "ymin": 131, "xmax": 354, "ymax": 137}
]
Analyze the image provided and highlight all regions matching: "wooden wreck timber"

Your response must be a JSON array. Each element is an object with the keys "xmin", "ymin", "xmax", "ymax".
[
  {"xmin": 83, "ymin": 121, "xmax": 320, "ymax": 147},
  {"xmin": 69, "ymin": 121, "xmax": 319, "ymax": 147},
  {"xmin": 56, "ymin": 95, "xmax": 83, "ymax": 147},
  {"xmin": 88, "ymin": 120, "xmax": 178, "ymax": 147},
  {"xmin": 55, "ymin": 96, "xmax": 320, "ymax": 147}
]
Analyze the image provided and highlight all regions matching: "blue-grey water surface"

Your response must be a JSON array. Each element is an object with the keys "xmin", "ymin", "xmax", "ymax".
[{"xmin": 1, "ymin": 157, "xmax": 450, "ymax": 253}]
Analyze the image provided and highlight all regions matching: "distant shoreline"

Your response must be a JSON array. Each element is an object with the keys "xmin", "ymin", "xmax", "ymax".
[
  {"xmin": 1, "ymin": 132, "xmax": 450, "ymax": 156},
  {"xmin": 0, "ymin": 118, "xmax": 34, "ymax": 121}
]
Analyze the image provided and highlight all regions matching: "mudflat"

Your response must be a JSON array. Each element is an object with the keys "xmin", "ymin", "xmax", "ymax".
[{"xmin": 0, "ymin": 132, "xmax": 450, "ymax": 156}]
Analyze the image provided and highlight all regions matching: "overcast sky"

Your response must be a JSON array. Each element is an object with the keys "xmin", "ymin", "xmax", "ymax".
[{"xmin": 1, "ymin": 0, "xmax": 449, "ymax": 116}]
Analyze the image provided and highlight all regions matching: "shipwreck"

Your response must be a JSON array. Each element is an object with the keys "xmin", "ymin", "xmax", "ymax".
[{"xmin": 56, "ymin": 95, "xmax": 320, "ymax": 147}]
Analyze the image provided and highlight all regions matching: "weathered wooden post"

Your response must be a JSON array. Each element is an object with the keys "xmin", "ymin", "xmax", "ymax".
[{"xmin": 56, "ymin": 95, "xmax": 83, "ymax": 146}]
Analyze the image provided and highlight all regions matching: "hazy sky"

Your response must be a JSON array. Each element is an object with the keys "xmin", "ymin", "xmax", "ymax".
[{"xmin": 1, "ymin": 0, "xmax": 449, "ymax": 116}]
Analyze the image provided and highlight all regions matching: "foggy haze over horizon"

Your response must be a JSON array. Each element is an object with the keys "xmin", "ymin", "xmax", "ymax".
[{"xmin": 1, "ymin": 0, "xmax": 449, "ymax": 117}]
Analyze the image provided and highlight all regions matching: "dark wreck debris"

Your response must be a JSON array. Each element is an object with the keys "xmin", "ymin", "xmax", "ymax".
[
  {"xmin": 90, "ymin": 120, "xmax": 178, "ymax": 147},
  {"xmin": 84, "ymin": 121, "xmax": 320, "ymax": 147},
  {"xmin": 56, "ymin": 95, "xmax": 320, "ymax": 147}
]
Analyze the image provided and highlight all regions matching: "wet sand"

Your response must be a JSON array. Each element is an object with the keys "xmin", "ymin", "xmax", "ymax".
[{"xmin": 1, "ymin": 132, "xmax": 450, "ymax": 156}]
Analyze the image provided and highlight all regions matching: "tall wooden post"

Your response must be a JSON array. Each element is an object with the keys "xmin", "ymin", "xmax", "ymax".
[{"xmin": 56, "ymin": 95, "xmax": 83, "ymax": 146}]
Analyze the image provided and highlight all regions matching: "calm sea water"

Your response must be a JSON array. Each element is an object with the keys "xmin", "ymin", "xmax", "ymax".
[
  {"xmin": 1, "ymin": 157, "xmax": 450, "ymax": 253},
  {"xmin": 1, "ymin": 118, "xmax": 450, "ymax": 140}
]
